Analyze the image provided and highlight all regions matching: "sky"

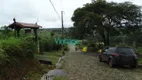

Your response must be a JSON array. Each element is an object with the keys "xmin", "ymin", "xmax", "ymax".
[{"xmin": 0, "ymin": 0, "xmax": 141, "ymax": 28}]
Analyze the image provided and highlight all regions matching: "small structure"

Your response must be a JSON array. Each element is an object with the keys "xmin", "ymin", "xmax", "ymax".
[{"xmin": 8, "ymin": 18, "xmax": 42, "ymax": 41}]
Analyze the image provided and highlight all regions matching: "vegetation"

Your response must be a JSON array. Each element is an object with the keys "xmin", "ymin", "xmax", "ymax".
[
  {"xmin": 53, "ymin": 76, "xmax": 69, "ymax": 80},
  {"xmin": 71, "ymin": 0, "xmax": 142, "ymax": 46},
  {"xmin": 36, "ymin": 51, "xmax": 62, "ymax": 65},
  {"xmin": 69, "ymin": 0, "xmax": 142, "ymax": 66},
  {"xmin": 1, "ymin": 0, "xmax": 142, "ymax": 79},
  {"xmin": 0, "ymin": 26, "xmax": 15, "ymax": 39},
  {"xmin": 0, "ymin": 37, "xmax": 38, "ymax": 80},
  {"xmin": 38, "ymin": 31, "xmax": 62, "ymax": 53},
  {"xmin": 0, "ymin": 26, "xmax": 69, "ymax": 79}
]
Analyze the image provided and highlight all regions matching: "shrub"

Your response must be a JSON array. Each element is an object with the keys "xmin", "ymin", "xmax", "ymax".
[
  {"xmin": 64, "ymin": 44, "xmax": 69, "ymax": 51},
  {"xmin": 0, "ymin": 37, "xmax": 38, "ymax": 80},
  {"xmin": 21, "ymin": 36, "xmax": 37, "ymax": 57},
  {"xmin": 39, "ymin": 36, "xmax": 62, "ymax": 52},
  {"xmin": 136, "ymin": 47, "xmax": 142, "ymax": 54}
]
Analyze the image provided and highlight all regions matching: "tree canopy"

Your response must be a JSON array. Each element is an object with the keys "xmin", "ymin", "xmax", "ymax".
[{"xmin": 71, "ymin": 0, "xmax": 142, "ymax": 46}]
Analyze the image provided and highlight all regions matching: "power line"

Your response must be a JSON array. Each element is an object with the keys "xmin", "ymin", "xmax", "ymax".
[
  {"xmin": 60, "ymin": 0, "xmax": 63, "ymax": 10},
  {"xmin": 49, "ymin": 0, "xmax": 61, "ymax": 19}
]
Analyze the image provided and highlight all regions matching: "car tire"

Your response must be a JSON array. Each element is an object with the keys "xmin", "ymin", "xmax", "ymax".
[
  {"xmin": 130, "ymin": 65, "xmax": 136, "ymax": 69},
  {"xmin": 109, "ymin": 59, "xmax": 115, "ymax": 68}
]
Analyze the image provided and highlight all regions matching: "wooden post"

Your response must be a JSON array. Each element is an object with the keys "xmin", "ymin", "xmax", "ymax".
[
  {"xmin": 17, "ymin": 28, "xmax": 21, "ymax": 37},
  {"xmin": 61, "ymin": 11, "xmax": 65, "ymax": 55},
  {"xmin": 13, "ymin": 18, "xmax": 17, "ymax": 37},
  {"xmin": 33, "ymin": 28, "xmax": 38, "ymax": 41}
]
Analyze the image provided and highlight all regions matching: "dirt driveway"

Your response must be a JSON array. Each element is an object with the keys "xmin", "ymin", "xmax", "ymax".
[{"xmin": 63, "ymin": 50, "xmax": 142, "ymax": 80}]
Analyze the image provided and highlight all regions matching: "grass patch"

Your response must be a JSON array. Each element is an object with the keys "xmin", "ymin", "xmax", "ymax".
[
  {"xmin": 43, "ymin": 51, "xmax": 62, "ymax": 56},
  {"xmin": 35, "ymin": 51, "xmax": 62, "ymax": 65},
  {"xmin": 138, "ymin": 58, "xmax": 142, "ymax": 64},
  {"xmin": 43, "ymin": 51, "xmax": 62, "ymax": 64},
  {"xmin": 53, "ymin": 76, "xmax": 69, "ymax": 80},
  {"xmin": 27, "ymin": 51, "xmax": 62, "ymax": 79},
  {"xmin": 48, "ymin": 56, "xmax": 59, "ymax": 65}
]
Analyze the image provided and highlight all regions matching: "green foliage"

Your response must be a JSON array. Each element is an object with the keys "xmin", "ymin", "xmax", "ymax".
[
  {"xmin": 71, "ymin": 1, "xmax": 142, "ymax": 46},
  {"xmin": 77, "ymin": 40, "xmax": 87, "ymax": 49},
  {"xmin": 87, "ymin": 46, "xmax": 98, "ymax": 52},
  {"xmin": 0, "ymin": 37, "xmax": 37, "ymax": 79},
  {"xmin": 0, "ymin": 37, "xmax": 21, "ymax": 45},
  {"xmin": 115, "ymin": 43, "xmax": 128, "ymax": 47},
  {"xmin": 136, "ymin": 47, "xmax": 142, "ymax": 54},
  {"xmin": 39, "ymin": 31, "xmax": 62, "ymax": 52},
  {"xmin": 138, "ymin": 58, "xmax": 142, "ymax": 64},
  {"xmin": 36, "ymin": 51, "xmax": 62, "ymax": 65},
  {"xmin": 64, "ymin": 44, "xmax": 69, "ymax": 51},
  {"xmin": 53, "ymin": 76, "xmax": 69, "ymax": 80},
  {"xmin": 0, "ymin": 27, "xmax": 69, "ymax": 79},
  {"xmin": 39, "ymin": 36, "xmax": 61, "ymax": 52},
  {"xmin": 0, "ymin": 26, "xmax": 15, "ymax": 39},
  {"xmin": 22, "ymin": 36, "xmax": 37, "ymax": 56},
  {"xmin": 109, "ymin": 28, "xmax": 142, "ymax": 47}
]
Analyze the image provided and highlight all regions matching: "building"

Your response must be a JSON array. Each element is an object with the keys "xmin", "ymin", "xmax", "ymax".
[{"xmin": 8, "ymin": 18, "xmax": 42, "ymax": 41}]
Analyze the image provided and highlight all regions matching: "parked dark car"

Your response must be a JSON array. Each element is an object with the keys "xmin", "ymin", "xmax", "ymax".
[{"xmin": 99, "ymin": 47, "xmax": 138, "ymax": 68}]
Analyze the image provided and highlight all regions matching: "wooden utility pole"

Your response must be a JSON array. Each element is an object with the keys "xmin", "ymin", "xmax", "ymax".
[
  {"xmin": 61, "ymin": 11, "xmax": 65, "ymax": 55},
  {"xmin": 61, "ymin": 11, "xmax": 64, "ymax": 38}
]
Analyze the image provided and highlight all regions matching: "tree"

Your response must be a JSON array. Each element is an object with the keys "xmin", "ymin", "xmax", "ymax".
[
  {"xmin": 0, "ymin": 26, "xmax": 14, "ymax": 38},
  {"xmin": 71, "ymin": 0, "xmax": 142, "ymax": 46}
]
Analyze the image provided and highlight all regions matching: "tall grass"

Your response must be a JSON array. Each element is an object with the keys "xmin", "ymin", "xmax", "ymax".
[
  {"xmin": 0, "ymin": 37, "xmax": 38, "ymax": 80},
  {"xmin": 39, "ymin": 31, "xmax": 62, "ymax": 53}
]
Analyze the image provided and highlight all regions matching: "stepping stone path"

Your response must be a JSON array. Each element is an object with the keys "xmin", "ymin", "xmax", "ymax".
[
  {"xmin": 63, "ymin": 45, "xmax": 142, "ymax": 80},
  {"xmin": 41, "ymin": 45, "xmax": 142, "ymax": 80},
  {"xmin": 41, "ymin": 56, "xmax": 67, "ymax": 80}
]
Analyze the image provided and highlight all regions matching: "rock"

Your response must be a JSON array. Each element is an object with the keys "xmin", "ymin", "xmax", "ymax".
[
  {"xmin": 56, "ymin": 63, "xmax": 62, "ymax": 69},
  {"xmin": 42, "ymin": 69, "xmax": 67, "ymax": 80}
]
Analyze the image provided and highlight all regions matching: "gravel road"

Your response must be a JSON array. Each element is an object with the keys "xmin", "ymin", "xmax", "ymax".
[{"xmin": 63, "ymin": 47, "xmax": 142, "ymax": 80}]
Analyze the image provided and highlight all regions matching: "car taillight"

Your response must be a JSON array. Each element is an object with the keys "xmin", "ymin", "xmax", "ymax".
[{"xmin": 113, "ymin": 53, "xmax": 119, "ymax": 57}]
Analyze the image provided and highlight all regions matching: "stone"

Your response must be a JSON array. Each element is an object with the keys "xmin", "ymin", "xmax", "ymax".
[
  {"xmin": 56, "ymin": 63, "xmax": 62, "ymax": 69},
  {"xmin": 42, "ymin": 69, "xmax": 67, "ymax": 80}
]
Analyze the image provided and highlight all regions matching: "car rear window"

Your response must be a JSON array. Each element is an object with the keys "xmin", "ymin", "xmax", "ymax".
[{"xmin": 117, "ymin": 48, "xmax": 134, "ymax": 55}]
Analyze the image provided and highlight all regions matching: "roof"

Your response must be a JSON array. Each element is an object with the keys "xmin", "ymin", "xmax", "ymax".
[{"xmin": 8, "ymin": 22, "xmax": 42, "ymax": 29}]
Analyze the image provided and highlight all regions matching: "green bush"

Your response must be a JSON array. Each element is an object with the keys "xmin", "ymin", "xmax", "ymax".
[
  {"xmin": 39, "ymin": 36, "xmax": 62, "ymax": 52},
  {"xmin": 0, "ymin": 37, "xmax": 38, "ymax": 79},
  {"xmin": 64, "ymin": 44, "xmax": 69, "ymax": 51},
  {"xmin": 0, "ymin": 27, "xmax": 15, "ymax": 39},
  {"xmin": 136, "ymin": 47, "xmax": 142, "ymax": 54},
  {"xmin": 22, "ymin": 36, "xmax": 37, "ymax": 57},
  {"xmin": 137, "ymin": 58, "xmax": 142, "ymax": 64},
  {"xmin": 115, "ymin": 43, "xmax": 128, "ymax": 47}
]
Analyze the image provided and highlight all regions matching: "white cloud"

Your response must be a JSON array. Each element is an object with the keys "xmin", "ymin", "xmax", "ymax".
[
  {"xmin": 0, "ymin": 0, "xmax": 38, "ymax": 25},
  {"xmin": 0, "ymin": 0, "xmax": 141, "ymax": 28}
]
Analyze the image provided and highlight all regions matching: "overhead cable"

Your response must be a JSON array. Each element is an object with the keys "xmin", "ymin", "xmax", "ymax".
[{"xmin": 49, "ymin": 0, "xmax": 61, "ymax": 18}]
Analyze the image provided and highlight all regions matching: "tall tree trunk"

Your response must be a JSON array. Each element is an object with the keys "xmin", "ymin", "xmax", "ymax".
[
  {"xmin": 101, "ymin": 32, "xmax": 106, "ymax": 46},
  {"xmin": 106, "ymin": 31, "xmax": 110, "ymax": 46}
]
